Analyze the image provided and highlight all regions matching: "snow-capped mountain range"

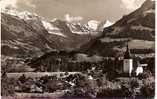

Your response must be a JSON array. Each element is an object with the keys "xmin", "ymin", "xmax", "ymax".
[
  {"xmin": 3, "ymin": 9, "xmax": 113, "ymax": 35},
  {"xmin": 1, "ymin": 8, "xmax": 113, "ymax": 58}
]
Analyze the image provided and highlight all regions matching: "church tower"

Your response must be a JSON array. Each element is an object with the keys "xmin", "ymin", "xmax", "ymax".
[{"xmin": 123, "ymin": 44, "xmax": 133, "ymax": 76}]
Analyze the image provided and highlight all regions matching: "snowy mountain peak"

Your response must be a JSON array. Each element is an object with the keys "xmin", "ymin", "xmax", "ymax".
[
  {"xmin": 87, "ymin": 20, "xmax": 100, "ymax": 31},
  {"xmin": 50, "ymin": 18, "xmax": 59, "ymax": 23},
  {"xmin": 41, "ymin": 20, "xmax": 67, "ymax": 37},
  {"xmin": 17, "ymin": 11, "xmax": 39, "ymax": 20},
  {"xmin": 3, "ymin": 9, "xmax": 39, "ymax": 20},
  {"xmin": 41, "ymin": 20, "xmax": 60, "ymax": 31},
  {"xmin": 103, "ymin": 20, "xmax": 114, "ymax": 28}
]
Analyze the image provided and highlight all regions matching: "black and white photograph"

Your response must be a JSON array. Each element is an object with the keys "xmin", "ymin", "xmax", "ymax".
[{"xmin": 0, "ymin": 0, "xmax": 155, "ymax": 98}]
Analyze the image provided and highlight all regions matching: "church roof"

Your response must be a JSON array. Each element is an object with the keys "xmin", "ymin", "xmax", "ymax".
[{"xmin": 124, "ymin": 44, "xmax": 131, "ymax": 59}]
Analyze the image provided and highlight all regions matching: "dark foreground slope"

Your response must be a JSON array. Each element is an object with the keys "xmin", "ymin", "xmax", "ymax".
[{"xmin": 81, "ymin": 0, "xmax": 155, "ymax": 57}]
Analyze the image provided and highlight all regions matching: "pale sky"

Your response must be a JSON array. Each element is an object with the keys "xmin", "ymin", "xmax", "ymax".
[{"xmin": 0, "ymin": 0, "xmax": 146, "ymax": 22}]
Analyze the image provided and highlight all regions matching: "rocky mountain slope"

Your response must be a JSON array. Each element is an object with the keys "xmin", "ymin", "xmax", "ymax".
[
  {"xmin": 1, "ymin": 10, "xmax": 103, "ymax": 59},
  {"xmin": 1, "ymin": 9, "xmax": 106, "ymax": 72},
  {"xmin": 81, "ymin": 0, "xmax": 155, "ymax": 57}
]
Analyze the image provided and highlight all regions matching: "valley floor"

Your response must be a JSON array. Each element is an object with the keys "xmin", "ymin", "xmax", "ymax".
[{"xmin": 2, "ymin": 70, "xmax": 155, "ymax": 98}]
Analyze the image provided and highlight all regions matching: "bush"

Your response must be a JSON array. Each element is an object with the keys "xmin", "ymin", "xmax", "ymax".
[
  {"xmin": 140, "ymin": 78, "xmax": 155, "ymax": 97},
  {"xmin": 1, "ymin": 75, "xmax": 16, "ymax": 96},
  {"xmin": 140, "ymin": 82, "xmax": 155, "ymax": 97},
  {"xmin": 130, "ymin": 78, "xmax": 140, "ymax": 89},
  {"xmin": 18, "ymin": 74, "xmax": 27, "ymax": 83},
  {"xmin": 97, "ymin": 88, "xmax": 123, "ymax": 97},
  {"xmin": 138, "ymin": 70, "xmax": 152, "ymax": 80}
]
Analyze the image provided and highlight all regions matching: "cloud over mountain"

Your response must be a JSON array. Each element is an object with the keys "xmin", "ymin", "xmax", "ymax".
[
  {"xmin": 0, "ymin": 0, "xmax": 35, "ymax": 10},
  {"xmin": 0, "ymin": 0, "xmax": 146, "ymax": 22},
  {"xmin": 64, "ymin": 14, "xmax": 83, "ymax": 23},
  {"xmin": 121, "ymin": 0, "xmax": 145, "ymax": 10}
]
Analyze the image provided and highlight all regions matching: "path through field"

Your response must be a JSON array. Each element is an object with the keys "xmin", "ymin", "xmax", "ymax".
[
  {"xmin": 7, "ymin": 72, "xmax": 80, "ymax": 78},
  {"xmin": 15, "ymin": 90, "xmax": 67, "ymax": 98}
]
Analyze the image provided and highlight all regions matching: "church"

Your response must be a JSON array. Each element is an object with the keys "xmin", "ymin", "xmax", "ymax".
[
  {"xmin": 123, "ymin": 44, "xmax": 133, "ymax": 76},
  {"xmin": 122, "ymin": 44, "xmax": 148, "ymax": 76}
]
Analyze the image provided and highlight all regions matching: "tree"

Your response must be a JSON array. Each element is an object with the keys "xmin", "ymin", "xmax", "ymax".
[
  {"xmin": 19, "ymin": 74, "xmax": 26, "ymax": 83},
  {"xmin": 140, "ymin": 82, "xmax": 155, "ymax": 97}
]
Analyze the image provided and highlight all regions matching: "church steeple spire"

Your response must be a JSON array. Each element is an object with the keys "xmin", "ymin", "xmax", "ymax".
[{"xmin": 124, "ymin": 43, "xmax": 131, "ymax": 59}]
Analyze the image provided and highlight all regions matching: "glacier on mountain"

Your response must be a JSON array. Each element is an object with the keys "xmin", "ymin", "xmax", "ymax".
[
  {"xmin": 87, "ymin": 20, "xmax": 100, "ymax": 31},
  {"xmin": 103, "ymin": 20, "xmax": 113, "ymax": 28}
]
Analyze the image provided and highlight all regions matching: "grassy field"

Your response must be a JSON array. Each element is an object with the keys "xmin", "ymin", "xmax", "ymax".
[
  {"xmin": 2, "ymin": 90, "xmax": 66, "ymax": 99},
  {"xmin": 128, "ymin": 40, "xmax": 154, "ymax": 49}
]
